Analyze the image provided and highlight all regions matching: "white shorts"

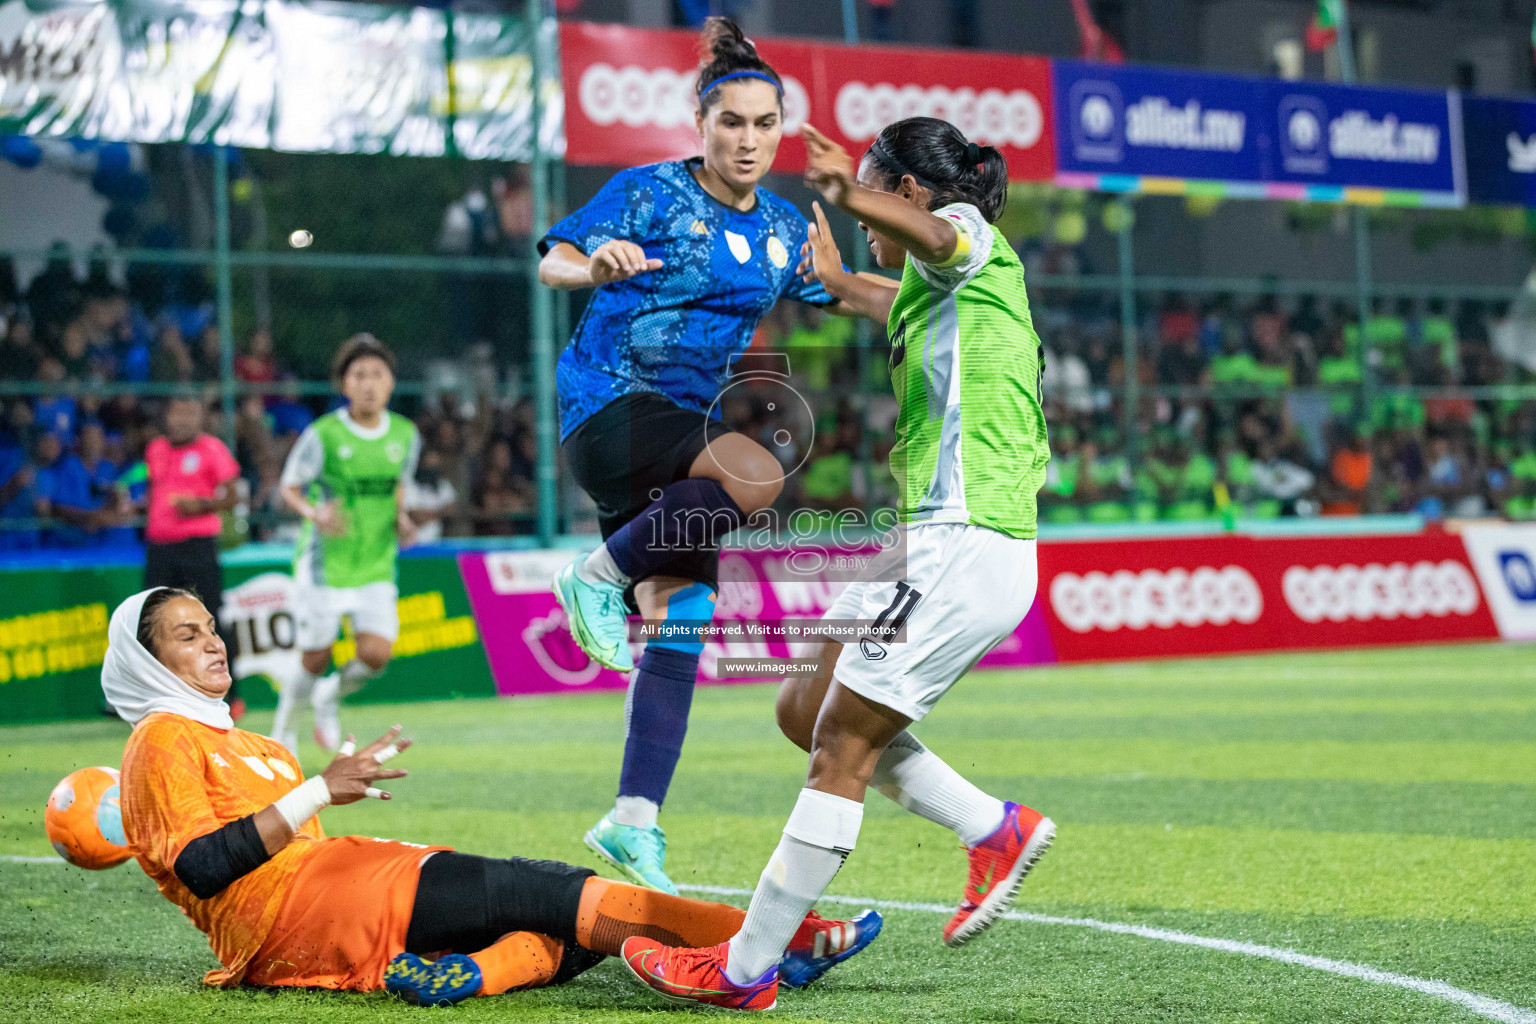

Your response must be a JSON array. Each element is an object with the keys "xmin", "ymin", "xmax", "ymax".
[
  {"xmin": 821, "ymin": 524, "xmax": 1037, "ymax": 722},
  {"xmin": 294, "ymin": 581, "xmax": 401, "ymax": 651}
]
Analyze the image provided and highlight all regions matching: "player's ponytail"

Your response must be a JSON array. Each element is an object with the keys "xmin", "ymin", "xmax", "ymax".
[
  {"xmin": 863, "ymin": 116, "xmax": 1010, "ymax": 223},
  {"xmin": 695, "ymin": 16, "xmax": 783, "ymax": 113}
]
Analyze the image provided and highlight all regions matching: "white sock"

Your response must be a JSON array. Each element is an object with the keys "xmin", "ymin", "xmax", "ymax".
[
  {"xmin": 577, "ymin": 543, "xmax": 627, "ymax": 587},
  {"xmin": 872, "ymin": 731, "xmax": 1005, "ymax": 847},
  {"xmin": 271, "ymin": 667, "xmax": 318, "ymax": 748},
  {"xmin": 725, "ymin": 789, "xmax": 863, "ymax": 984},
  {"xmin": 337, "ymin": 657, "xmax": 381, "ymax": 697},
  {"xmin": 612, "ymin": 795, "xmax": 659, "ymax": 829}
]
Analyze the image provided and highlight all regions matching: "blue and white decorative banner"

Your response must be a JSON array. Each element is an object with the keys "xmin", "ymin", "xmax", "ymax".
[
  {"xmin": 1461, "ymin": 95, "xmax": 1536, "ymax": 207},
  {"xmin": 1261, "ymin": 79, "xmax": 1462, "ymax": 204},
  {"xmin": 1053, "ymin": 59, "xmax": 1464, "ymax": 207},
  {"xmin": 1053, "ymin": 60, "xmax": 1263, "ymax": 190}
]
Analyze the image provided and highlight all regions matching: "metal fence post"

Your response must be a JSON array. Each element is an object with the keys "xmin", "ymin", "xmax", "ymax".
[
  {"xmin": 527, "ymin": 0, "xmax": 558, "ymax": 545},
  {"xmin": 213, "ymin": 146, "xmax": 236, "ymax": 449},
  {"xmin": 1117, "ymin": 198, "xmax": 1139, "ymax": 468},
  {"xmin": 841, "ymin": 0, "xmax": 879, "ymax": 509},
  {"xmin": 1336, "ymin": 3, "xmax": 1375, "ymax": 503}
]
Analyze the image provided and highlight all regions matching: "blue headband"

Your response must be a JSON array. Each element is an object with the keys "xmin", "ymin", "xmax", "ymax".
[{"xmin": 703, "ymin": 70, "xmax": 783, "ymax": 97}]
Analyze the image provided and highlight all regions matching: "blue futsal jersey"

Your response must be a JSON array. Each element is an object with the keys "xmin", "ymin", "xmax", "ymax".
[{"xmin": 541, "ymin": 159, "xmax": 834, "ymax": 440}]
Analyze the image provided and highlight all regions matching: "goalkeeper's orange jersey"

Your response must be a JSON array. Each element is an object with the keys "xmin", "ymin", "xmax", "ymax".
[{"xmin": 120, "ymin": 712, "xmax": 325, "ymax": 986}]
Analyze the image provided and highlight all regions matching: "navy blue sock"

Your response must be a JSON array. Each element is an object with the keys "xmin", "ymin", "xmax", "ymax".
[
  {"xmin": 618, "ymin": 646, "xmax": 700, "ymax": 807},
  {"xmin": 604, "ymin": 478, "xmax": 743, "ymax": 580}
]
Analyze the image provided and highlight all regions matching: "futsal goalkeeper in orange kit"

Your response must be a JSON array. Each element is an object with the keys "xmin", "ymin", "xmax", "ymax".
[{"xmin": 111, "ymin": 587, "xmax": 879, "ymax": 1005}]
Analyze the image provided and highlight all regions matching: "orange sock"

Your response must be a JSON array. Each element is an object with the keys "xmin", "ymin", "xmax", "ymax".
[
  {"xmin": 468, "ymin": 931, "xmax": 563, "ymax": 995},
  {"xmin": 574, "ymin": 877, "xmax": 747, "ymax": 956}
]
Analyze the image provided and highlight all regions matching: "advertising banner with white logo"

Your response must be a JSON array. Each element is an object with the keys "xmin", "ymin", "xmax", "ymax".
[
  {"xmin": 458, "ymin": 546, "xmax": 1059, "ymax": 697},
  {"xmin": 1040, "ymin": 532, "xmax": 1496, "ymax": 663},
  {"xmin": 1053, "ymin": 60, "xmax": 1263, "ymax": 187},
  {"xmin": 1461, "ymin": 95, "xmax": 1536, "ymax": 207},
  {"xmin": 1262, "ymin": 79, "xmax": 1462, "ymax": 203},
  {"xmin": 1459, "ymin": 524, "xmax": 1536, "ymax": 640},
  {"xmin": 558, "ymin": 21, "xmax": 1054, "ymax": 180},
  {"xmin": 1053, "ymin": 59, "xmax": 1463, "ymax": 205}
]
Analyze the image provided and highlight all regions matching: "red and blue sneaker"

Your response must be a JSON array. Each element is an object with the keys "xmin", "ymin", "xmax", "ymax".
[
  {"xmin": 942, "ymin": 802, "xmax": 1055, "ymax": 947},
  {"xmin": 780, "ymin": 908, "xmax": 883, "ymax": 988},
  {"xmin": 384, "ymin": 951, "xmax": 483, "ymax": 1006},
  {"xmin": 621, "ymin": 939, "xmax": 778, "ymax": 1011}
]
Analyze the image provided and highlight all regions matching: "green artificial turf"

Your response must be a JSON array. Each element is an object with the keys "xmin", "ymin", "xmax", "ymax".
[{"xmin": 1, "ymin": 643, "xmax": 1533, "ymax": 1023}]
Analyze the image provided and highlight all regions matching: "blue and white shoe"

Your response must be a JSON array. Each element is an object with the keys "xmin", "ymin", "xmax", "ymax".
[
  {"xmin": 384, "ymin": 952, "xmax": 483, "ymax": 1006},
  {"xmin": 552, "ymin": 558, "xmax": 633, "ymax": 673},
  {"xmin": 780, "ymin": 909, "xmax": 883, "ymax": 989},
  {"xmin": 583, "ymin": 813, "xmax": 678, "ymax": 895}
]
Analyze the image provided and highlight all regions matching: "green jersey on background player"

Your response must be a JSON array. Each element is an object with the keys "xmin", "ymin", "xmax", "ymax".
[{"xmin": 274, "ymin": 334, "xmax": 420, "ymax": 755}]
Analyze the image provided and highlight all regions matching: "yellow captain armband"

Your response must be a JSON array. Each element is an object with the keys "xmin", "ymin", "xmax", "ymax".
[{"xmin": 936, "ymin": 214, "xmax": 972, "ymax": 267}]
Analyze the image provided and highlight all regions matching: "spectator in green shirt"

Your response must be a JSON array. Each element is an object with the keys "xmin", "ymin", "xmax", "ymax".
[{"xmin": 1508, "ymin": 441, "xmax": 1536, "ymax": 520}]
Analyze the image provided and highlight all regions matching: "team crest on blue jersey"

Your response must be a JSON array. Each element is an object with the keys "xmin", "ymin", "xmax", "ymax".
[
  {"xmin": 690, "ymin": 219, "xmax": 710, "ymax": 237},
  {"xmin": 725, "ymin": 230, "xmax": 752, "ymax": 264},
  {"xmin": 767, "ymin": 236, "xmax": 788, "ymax": 269}
]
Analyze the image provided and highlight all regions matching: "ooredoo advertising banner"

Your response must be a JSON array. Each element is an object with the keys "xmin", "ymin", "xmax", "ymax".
[
  {"xmin": 1039, "ymin": 532, "xmax": 1497, "ymax": 663},
  {"xmin": 558, "ymin": 21, "xmax": 1055, "ymax": 180}
]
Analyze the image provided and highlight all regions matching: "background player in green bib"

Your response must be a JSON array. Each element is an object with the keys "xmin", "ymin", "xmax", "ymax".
[
  {"xmin": 275, "ymin": 335, "xmax": 420, "ymax": 754},
  {"xmin": 622, "ymin": 118, "xmax": 1056, "ymax": 1009}
]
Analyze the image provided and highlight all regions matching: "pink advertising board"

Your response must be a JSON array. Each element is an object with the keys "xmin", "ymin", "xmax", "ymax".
[{"xmin": 457, "ymin": 548, "xmax": 1060, "ymax": 697}]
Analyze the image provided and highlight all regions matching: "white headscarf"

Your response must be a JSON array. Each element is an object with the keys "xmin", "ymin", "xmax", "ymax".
[{"xmin": 101, "ymin": 589, "xmax": 233, "ymax": 731}]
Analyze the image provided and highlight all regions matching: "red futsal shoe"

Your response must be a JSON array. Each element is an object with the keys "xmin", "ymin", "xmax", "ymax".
[
  {"xmin": 943, "ymin": 801, "xmax": 1056, "ymax": 947},
  {"xmin": 621, "ymin": 938, "xmax": 778, "ymax": 1011}
]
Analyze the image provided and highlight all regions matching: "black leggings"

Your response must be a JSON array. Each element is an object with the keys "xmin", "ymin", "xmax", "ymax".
[{"xmin": 404, "ymin": 853, "xmax": 593, "ymax": 956}]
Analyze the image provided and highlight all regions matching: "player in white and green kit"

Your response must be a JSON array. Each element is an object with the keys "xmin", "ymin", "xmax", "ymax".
[
  {"xmin": 274, "ymin": 334, "xmax": 420, "ymax": 754},
  {"xmin": 623, "ymin": 118, "xmax": 1057, "ymax": 1009}
]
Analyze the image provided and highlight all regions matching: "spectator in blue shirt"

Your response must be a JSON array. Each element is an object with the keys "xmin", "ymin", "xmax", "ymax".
[
  {"xmin": 268, "ymin": 376, "xmax": 314, "ymax": 438},
  {"xmin": 0, "ymin": 438, "xmax": 39, "ymax": 550},
  {"xmin": 79, "ymin": 420, "xmax": 136, "ymax": 546},
  {"xmin": 33, "ymin": 359, "xmax": 78, "ymax": 444},
  {"xmin": 34, "ymin": 432, "xmax": 116, "ymax": 547}
]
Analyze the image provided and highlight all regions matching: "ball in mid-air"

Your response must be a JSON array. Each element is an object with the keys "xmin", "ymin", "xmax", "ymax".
[{"xmin": 45, "ymin": 767, "xmax": 132, "ymax": 869}]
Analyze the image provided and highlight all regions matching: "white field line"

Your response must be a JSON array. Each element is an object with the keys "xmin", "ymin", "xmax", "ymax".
[
  {"xmin": 680, "ymin": 884, "xmax": 1536, "ymax": 1024},
  {"xmin": 2, "ymin": 857, "xmax": 1530, "ymax": 1023}
]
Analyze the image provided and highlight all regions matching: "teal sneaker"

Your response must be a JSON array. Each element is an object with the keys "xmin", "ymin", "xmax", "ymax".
[
  {"xmin": 552, "ymin": 558, "xmax": 634, "ymax": 673},
  {"xmin": 584, "ymin": 814, "xmax": 678, "ymax": 895}
]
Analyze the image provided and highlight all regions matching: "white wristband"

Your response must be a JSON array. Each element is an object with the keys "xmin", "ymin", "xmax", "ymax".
[{"xmin": 273, "ymin": 775, "xmax": 331, "ymax": 832}]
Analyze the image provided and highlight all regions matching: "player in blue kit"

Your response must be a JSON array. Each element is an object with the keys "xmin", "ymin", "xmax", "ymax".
[{"xmin": 537, "ymin": 18, "xmax": 883, "ymax": 898}]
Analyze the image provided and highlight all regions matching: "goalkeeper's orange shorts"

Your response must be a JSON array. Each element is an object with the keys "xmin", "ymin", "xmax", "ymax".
[{"xmin": 244, "ymin": 836, "xmax": 452, "ymax": 991}]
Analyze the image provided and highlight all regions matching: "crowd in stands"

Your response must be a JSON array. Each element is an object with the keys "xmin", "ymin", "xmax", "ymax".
[
  {"xmin": 0, "ymin": 251, "xmax": 545, "ymax": 549},
  {"xmin": 1027, "ymin": 283, "xmax": 1536, "ymax": 523},
  {"xmin": 3, "ymin": 241, "xmax": 1535, "ymax": 550}
]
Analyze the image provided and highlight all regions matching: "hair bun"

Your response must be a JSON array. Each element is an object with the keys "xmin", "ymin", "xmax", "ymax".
[
  {"xmin": 965, "ymin": 141, "xmax": 982, "ymax": 166},
  {"xmin": 702, "ymin": 15, "xmax": 756, "ymax": 62}
]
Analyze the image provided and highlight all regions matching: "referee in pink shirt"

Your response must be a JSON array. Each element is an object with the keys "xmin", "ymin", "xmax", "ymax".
[{"xmin": 137, "ymin": 394, "xmax": 242, "ymax": 707}]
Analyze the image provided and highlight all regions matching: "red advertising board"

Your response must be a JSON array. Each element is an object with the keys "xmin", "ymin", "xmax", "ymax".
[
  {"xmin": 1038, "ymin": 532, "xmax": 1499, "ymax": 663},
  {"xmin": 559, "ymin": 21, "xmax": 1055, "ymax": 180}
]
